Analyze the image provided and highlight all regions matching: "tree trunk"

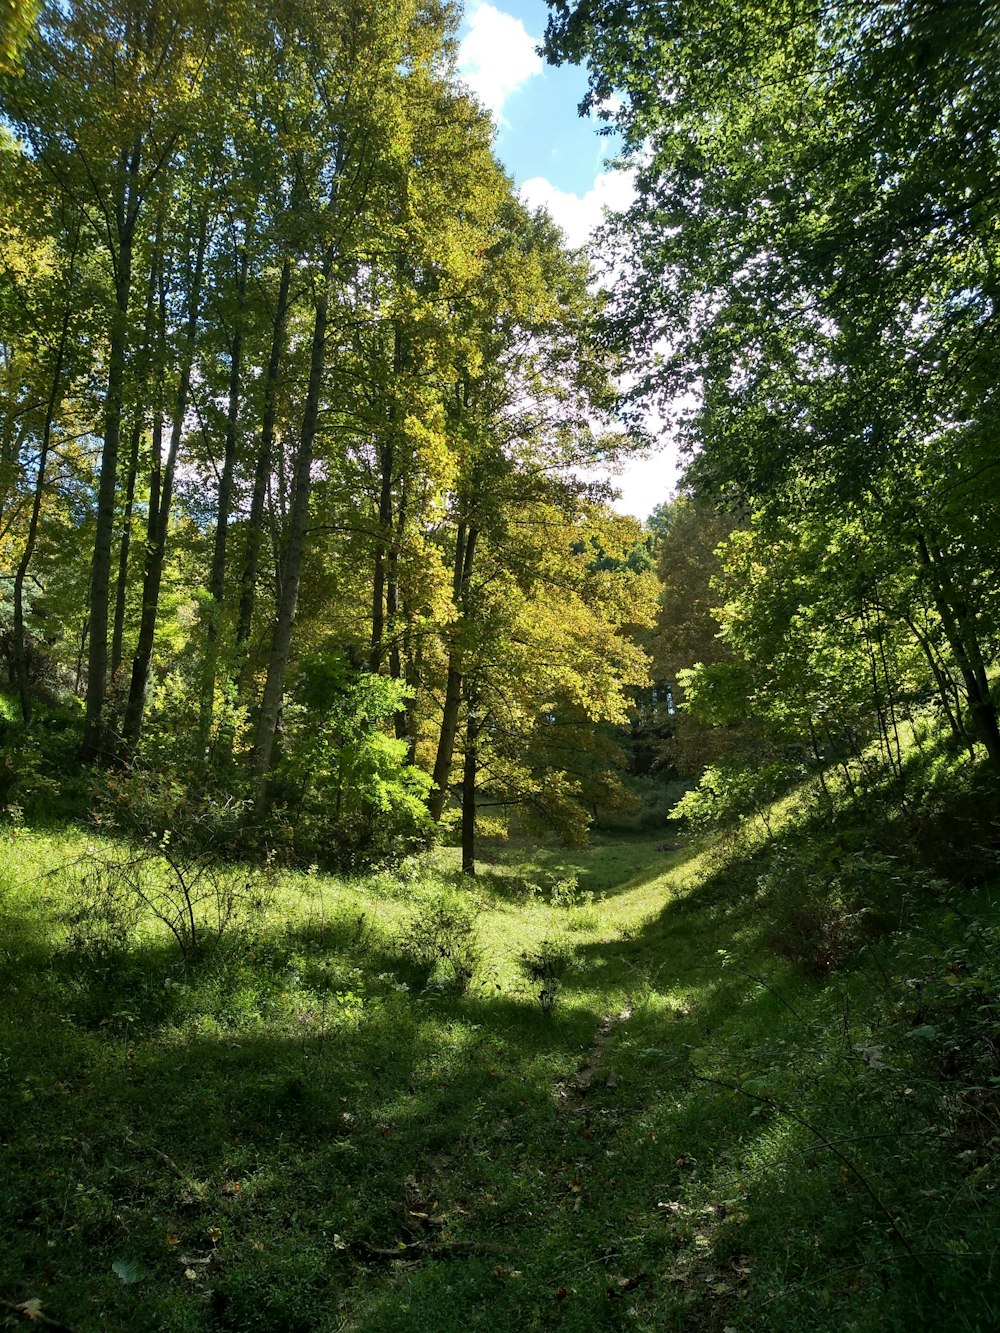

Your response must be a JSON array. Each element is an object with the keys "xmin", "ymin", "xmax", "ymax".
[
  {"xmin": 429, "ymin": 521, "xmax": 478, "ymax": 820},
  {"xmin": 369, "ymin": 436, "xmax": 394, "ymax": 672},
  {"xmin": 110, "ymin": 413, "xmax": 141, "ymax": 682},
  {"xmin": 915, "ymin": 531, "xmax": 1000, "ymax": 774},
  {"xmin": 200, "ymin": 247, "xmax": 249, "ymax": 749},
  {"xmin": 82, "ymin": 140, "xmax": 142, "ymax": 762},
  {"xmin": 122, "ymin": 212, "xmax": 208, "ymax": 747},
  {"xmin": 902, "ymin": 609, "xmax": 968, "ymax": 748},
  {"xmin": 235, "ymin": 257, "xmax": 291, "ymax": 678},
  {"xmin": 388, "ymin": 479, "xmax": 414, "ymax": 751},
  {"xmin": 111, "ymin": 244, "xmax": 160, "ymax": 683},
  {"xmin": 461, "ymin": 689, "xmax": 479, "ymax": 877},
  {"xmin": 252, "ymin": 245, "xmax": 334, "ymax": 816},
  {"xmin": 13, "ymin": 302, "xmax": 71, "ymax": 724}
]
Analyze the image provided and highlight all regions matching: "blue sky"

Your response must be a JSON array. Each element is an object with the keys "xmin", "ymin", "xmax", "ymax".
[{"xmin": 455, "ymin": 0, "xmax": 683, "ymax": 518}]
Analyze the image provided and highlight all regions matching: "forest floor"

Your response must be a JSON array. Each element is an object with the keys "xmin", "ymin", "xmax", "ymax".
[{"xmin": 1, "ymin": 809, "xmax": 998, "ymax": 1332}]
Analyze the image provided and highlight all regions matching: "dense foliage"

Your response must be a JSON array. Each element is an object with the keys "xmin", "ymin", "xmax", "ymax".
[
  {"xmin": 0, "ymin": 0, "xmax": 654, "ymax": 868},
  {"xmin": 546, "ymin": 0, "xmax": 1000, "ymax": 793},
  {"xmin": 2, "ymin": 0, "xmax": 1000, "ymax": 1329}
]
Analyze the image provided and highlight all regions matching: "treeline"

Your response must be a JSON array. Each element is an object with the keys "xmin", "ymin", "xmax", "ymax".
[
  {"xmin": 548, "ymin": 0, "xmax": 1000, "ymax": 806},
  {"xmin": 0, "ymin": 0, "xmax": 656, "ymax": 868}
]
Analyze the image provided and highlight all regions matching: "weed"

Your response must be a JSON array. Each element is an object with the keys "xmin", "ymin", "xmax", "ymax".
[{"xmin": 519, "ymin": 940, "xmax": 570, "ymax": 1016}]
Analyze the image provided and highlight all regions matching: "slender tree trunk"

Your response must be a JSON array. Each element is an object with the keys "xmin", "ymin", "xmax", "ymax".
[
  {"xmin": 110, "ymin": 414, "xmax": 141, "ymax": 681},
  {"xmin": 399, "ymin": 605, "xmax": 420, "ymax": 765},
  {"xmin": 75, "ymin": 618, "xmax": 89, "ymax": 697},
  {"xmin": 112, "ymin": 244, "xmax": 161, "ymax": 682},
  {"xmin": 902, "ymin": 610, "xmax": 968, "ymax": 747},
  {"xmin": 370, "ymin": 438, "xmax": 394, "ymax": 671},
  {"xmin": 429, "ymin": 521, "xmax": 477, "ymax": 820},
  {"xmin": 388, "ymin": 480, "xmax": 414, "ymax": 749},
  {"xmin": 122, "ymin": 213, "xmax": 208, "ymax": 746},
  {"xmin": 461, "ymin": 688, "xmax": 480, "ymax": 877},
  {"xmin": 806, "ymin": 716, "xmax": 833, "ymax": 806},
  {"xmin": 371, "ymin": 318, "xmax": 407, "ymax": 672},
  {"xmin": 235, "ymin": 257, "xmax": 291, "ymax": 679},
  {"xmin": 915, "ymin": 531, "xmax": 1000, "ymax": 773},
  {"xmin": 873, "ymin": 602, "xmax": 904, "ymax": 775},
  {"xmin": 200, "ymin": 247, "xmax": 249, "ymax": 749},
  {"xmin": 252, "ymin": 245, "xmax": 334, "ymax": 816},
  {"xmin": 82, "ymin": 141, "xmax": 142, "ymax": 762},
  {"xmin": 13, "ymin": 304, "xmax": 71, "ymax": 724}
]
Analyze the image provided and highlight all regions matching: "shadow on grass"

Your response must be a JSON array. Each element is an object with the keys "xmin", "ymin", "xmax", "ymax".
[{"xmin": 3, "ymin": 792, "xmax": 998, "ymax": 1333}]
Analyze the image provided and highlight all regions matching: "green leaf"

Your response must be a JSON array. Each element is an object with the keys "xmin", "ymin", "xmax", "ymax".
[{"xmin": 112, "ymin": 1258, "xmax": 147, "ymax": 1285}]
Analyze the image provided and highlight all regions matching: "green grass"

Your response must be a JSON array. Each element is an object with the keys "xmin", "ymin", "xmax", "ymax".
[{"xmin": 1, "ymin": 809, "xmax": 998, "ymax": 1332}]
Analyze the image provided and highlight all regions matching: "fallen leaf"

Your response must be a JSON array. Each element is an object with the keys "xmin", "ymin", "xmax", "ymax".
[
  {"xmin": 607, "ymin": 1271, "xmax": 646, "ymax": 1297},
  {"xmin": 184, "ymin": 1268, "xmax": 197, "ymax": 1281},
  {"xmin": 15, "ymin": 1298, "xmax": 44, "ymax": 1321},
  {"xmin": 206, "ymin": 1226, "xmax": 222, "ymax": 1243},
  {"xmin": 165, "ymin": 1233, "xmax": 180, "ymax": 1247}
]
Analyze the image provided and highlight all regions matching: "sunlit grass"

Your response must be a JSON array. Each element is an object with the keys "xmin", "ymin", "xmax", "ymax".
[{"xmin": 1, "ymin": 794, "xmax": 998, "ymax": 1332}]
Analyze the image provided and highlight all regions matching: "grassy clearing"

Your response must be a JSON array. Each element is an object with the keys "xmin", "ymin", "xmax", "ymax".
[{"xmin": 1, "ymin": 805, "xmax": 998, "ymax": 1332}]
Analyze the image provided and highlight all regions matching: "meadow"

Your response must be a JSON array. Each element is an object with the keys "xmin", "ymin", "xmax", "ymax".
[{"xmin": 2, "ymin": 774, "xmax": 998, "ymax": 1332}]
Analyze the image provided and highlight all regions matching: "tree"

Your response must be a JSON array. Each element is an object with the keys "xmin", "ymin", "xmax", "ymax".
[
  {"xmin": 649, "ymin": 496, "xmax": 739, "ymax": 778},
  {"xmin": 0, "ymin": 0, "xmax": 37, "ymax": 72},
  {"xmin": 544, "ymin": 0, "xmax": 1000, "ymax": 774}
]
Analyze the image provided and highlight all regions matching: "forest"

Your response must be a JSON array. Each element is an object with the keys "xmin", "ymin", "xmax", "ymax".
[{"xmin": 1, "ymin": 0, "xmax": 999, "ymax": 1329}]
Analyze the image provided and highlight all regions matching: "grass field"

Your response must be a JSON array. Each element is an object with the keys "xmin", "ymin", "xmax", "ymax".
[{"xmin": 1, "ymin": 811, "xmax": 998, "ymax": 1331}]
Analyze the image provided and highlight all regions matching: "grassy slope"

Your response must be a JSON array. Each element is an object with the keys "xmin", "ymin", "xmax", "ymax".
[{"xmin": 1, "ymin": 816, "xmax": 997, "ymax": 1332}]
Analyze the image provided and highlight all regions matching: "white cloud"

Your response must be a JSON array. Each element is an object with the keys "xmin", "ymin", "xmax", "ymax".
[
  {"xmin": 519, "ymin": 167, "xmax": 635, "ymax": 249},
  {"xmin": 458, "ymin": 3, "xmax": 543, "ymax": 125}
]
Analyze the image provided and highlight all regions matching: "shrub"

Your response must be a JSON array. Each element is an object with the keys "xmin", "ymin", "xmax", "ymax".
[
  {"xmin": 520, "ymin": 940, "xmax": 570, "ymax": 1016},
  {"xmin": 64, "ymin": 848, "xmax": 145, "ymax": 970},
  {"xmin": 671, "ymin": 758, "xmax": 799, "ymax": 838},
  {"xmin": 546, "ymin": 873, "xmax": 592, "ymax": 909},
  {"xmin": 271, "ymin": 666, "xmax": 434, "ymax": 870},
  {"xmin": 66, "ymin": 836, "xmax": 277, "ymax": 965},
  {"xmin": 404, "ymin": 895, "xmax": 481, "ymax": 992}
]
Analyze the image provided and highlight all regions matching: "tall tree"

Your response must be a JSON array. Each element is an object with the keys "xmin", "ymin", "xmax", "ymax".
[{"xmin": 544, "ymin": 0, "xmax": 1000, "ymax": 773}]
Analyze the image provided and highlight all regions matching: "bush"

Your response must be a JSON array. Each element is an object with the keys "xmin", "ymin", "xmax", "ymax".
[
  {"xmin": 545, "ymin": 873, "xmax": 592, "ymax": 909},
  {"xmin": 520, "ymin": 940, "xmax": 571, "ymax": 1016},
  {"xmin": 671, "ymin": 758, "xmax": 799, "ymax": 837},
  {"xmin": 64, "ymin": 849, "xmax": 145, "ymax": 970},
  {"xmin": 271, "ymin": 666, "xmax": 434, "ymax": 870},
  {"xmin": 404, "ymin": 895, "xmax": 481, "ymax": 992},
  {"xmin": 66, "ymin": 833, "xmax": 277, "ymax": 965}
]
